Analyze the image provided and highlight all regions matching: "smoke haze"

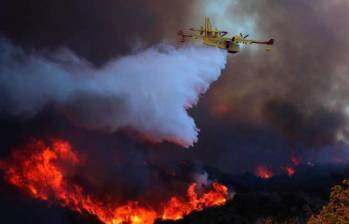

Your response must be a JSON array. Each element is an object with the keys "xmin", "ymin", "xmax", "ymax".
[{"xmin": 0, "ymin": 0, "xmax": 349, "ymax": 173}]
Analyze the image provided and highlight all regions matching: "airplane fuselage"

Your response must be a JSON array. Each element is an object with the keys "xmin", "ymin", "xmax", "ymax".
[
  {"xmin": 203, "ymin": 36, "xmax": 240, "ymax": 53},
  {"xmin": 178, "ymin": 17, "xmax": 274, "ymax": 54}
]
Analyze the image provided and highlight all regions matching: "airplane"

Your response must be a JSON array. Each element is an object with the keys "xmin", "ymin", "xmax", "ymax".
[{"xmin": 178, "ymin": 17, "xmax": 274, "ymax": 54}]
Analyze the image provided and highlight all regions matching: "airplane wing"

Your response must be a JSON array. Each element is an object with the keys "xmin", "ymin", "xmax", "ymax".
[{"xmin": 177, "ymin": 30, "xmax": 205, "ymax": 42}]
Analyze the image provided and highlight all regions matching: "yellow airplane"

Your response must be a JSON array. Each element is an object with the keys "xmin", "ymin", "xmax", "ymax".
[{"xmin": 178, "ymin": 17, "xmax": 274, "ymax": 53}]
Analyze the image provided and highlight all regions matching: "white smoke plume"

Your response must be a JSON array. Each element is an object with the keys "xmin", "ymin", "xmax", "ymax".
[{"xmin": 0, "ymin": 39, "xmax": 227, "ymax": 147}]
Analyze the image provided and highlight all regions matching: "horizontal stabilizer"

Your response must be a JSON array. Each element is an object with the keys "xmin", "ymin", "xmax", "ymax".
[{"xmin": 251, "ymin": 38, "xmax": 275, "ymax": 45}]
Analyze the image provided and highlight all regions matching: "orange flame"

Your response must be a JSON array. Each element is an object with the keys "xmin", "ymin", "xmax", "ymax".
[
  {"xmin": 162, "ymin": 182, "xmax": 228, "ymax": 220},
  {"xmin": 0, "ymin": 139, "xmax": 229, "ymax": 224},
  {"xmin": 255, "ymin": 166, "xmax": 273, "ymax": 179}
]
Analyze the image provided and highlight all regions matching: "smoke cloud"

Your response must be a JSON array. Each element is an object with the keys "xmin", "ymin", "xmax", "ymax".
[
  {"xmin": 0, "ymin": 40, "xmax": 227, "ymax": 147},
  {"xmin": 1, "ymin": 0, "xmax": 348, "ymax": 173}
]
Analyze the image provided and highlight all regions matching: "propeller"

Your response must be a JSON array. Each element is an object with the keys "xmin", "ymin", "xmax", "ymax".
[
  {"xmin": 240, "ymin": 33, "xmax": 249, "ymax": 39},
  {"xmin": 238, "ymin": 33, "xmax": 250, "ymax": 44},
  {"xmin": 232, "ymin": 33, "xmax": 250, "ymax": 44}
]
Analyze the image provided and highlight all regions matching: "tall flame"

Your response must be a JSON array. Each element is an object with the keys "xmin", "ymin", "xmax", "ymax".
[
  {"xmin": 0, "ymin": 139, "xmax": 229, "ymax": 224},
  {"xmin": 162, "ymin": 182, "xmax": 228, "ymax": 220}
]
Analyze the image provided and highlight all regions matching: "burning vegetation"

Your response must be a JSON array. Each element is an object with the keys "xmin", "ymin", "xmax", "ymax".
[
  {"xmin": 0, "ymin": 138, "xmax": 229, "ymax": 224},
  {"xmin": 284, "ymin": 166, "xmax": 296, "ymax": 177},
  {"xmin": 254, "ymin": 154, "xmax": 304, "ymax": 179},
  {"xmin": 255, "ymin": 166, "xmax": 274, "ymax": 179}
]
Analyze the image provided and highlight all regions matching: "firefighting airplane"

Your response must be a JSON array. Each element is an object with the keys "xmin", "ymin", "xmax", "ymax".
[{"xmin": 178, "ymin": 17, "xmax": 274, "ymax": 53}]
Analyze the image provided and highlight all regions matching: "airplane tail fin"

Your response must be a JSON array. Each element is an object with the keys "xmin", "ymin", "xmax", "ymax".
[{"xmin": 205, "ymin": 17, "xmax": 212, "ymax": 31}]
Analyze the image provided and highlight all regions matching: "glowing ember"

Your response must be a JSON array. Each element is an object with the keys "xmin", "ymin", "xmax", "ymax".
[
  {"xmin": 285, "ymin": 166, "xmax": 296, "ymax": 177},
  {"xmin": 255, "ymin": 166, "xmax": 273, "ymax": 179},
  {"xmin": 0, "ymin": 138, "xmax": 229, "ymax": 224},
  {"xmin": 290, "ymin": 155, "xmax": 302, "ymax": 166},
  {"xmin": 210, "ymin": 103, "xmax": 231, "ymax": 118}
]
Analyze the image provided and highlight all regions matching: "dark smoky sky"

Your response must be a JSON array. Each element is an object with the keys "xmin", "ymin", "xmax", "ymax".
[
  {"xmin": 0, "ymin": 0, "xmax": 191, "ymax": 65},
  {"xmin": 192, "ymin": 0, "xmax": 349, "ymax": 173},
  {"xmin": 1, "ymin": 0, "xmax": 349, "ymax": 175}
]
